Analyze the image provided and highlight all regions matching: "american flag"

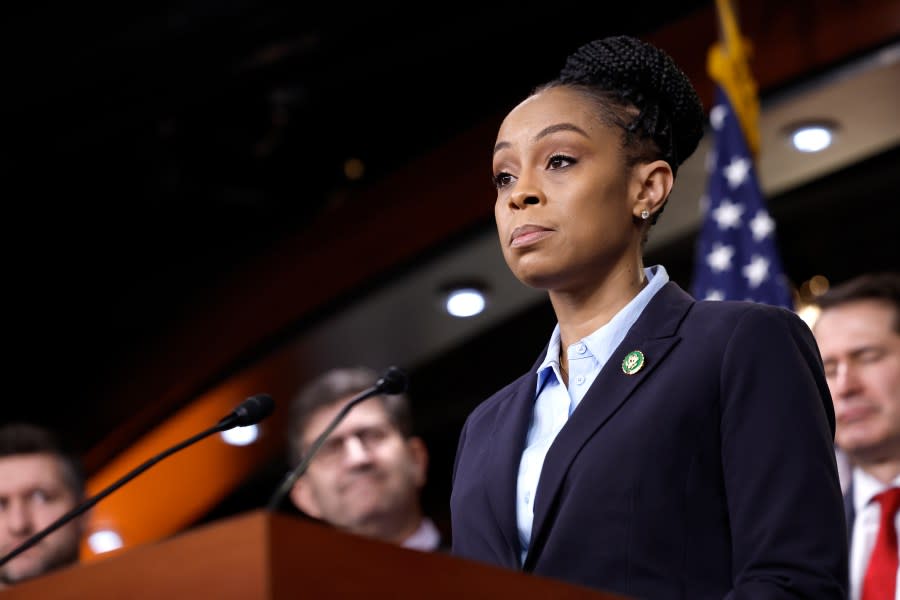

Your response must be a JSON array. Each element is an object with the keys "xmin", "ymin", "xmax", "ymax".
[{"xmin": 690, "ymin": 86, "xmax": 793, "ymax": 309}]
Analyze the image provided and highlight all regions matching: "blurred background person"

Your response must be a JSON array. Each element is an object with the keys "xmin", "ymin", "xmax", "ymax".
[
  {"xmin": 0, "ymin": 423, "xmax": 86, "ymax": 588},
  {"xmin": 814, "ymin": 272, "xmax": 900, "ymax": 600},
  {"xmin": 285, "ymin": 366, "xmax": 445, "ymax": 551}
]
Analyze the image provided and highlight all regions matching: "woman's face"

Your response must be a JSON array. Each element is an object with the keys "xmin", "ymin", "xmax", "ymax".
[{"xmin": 492, "ymin": 86, "xmax": 645, "ymax": 293}]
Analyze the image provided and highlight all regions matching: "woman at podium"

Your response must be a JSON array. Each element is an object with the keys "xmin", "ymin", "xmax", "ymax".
[{"xmin": 449, "ymin": 35, "xmax": 847, "ymax": 599}]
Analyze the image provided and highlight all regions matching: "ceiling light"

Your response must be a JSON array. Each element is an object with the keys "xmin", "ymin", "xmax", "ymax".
[
  {"xmin": 88, "ymin": 529, "xmax": 123, "ymax": 554},
  {"xmin": 788, "ymin": 123, "xmax": 836, "ymax": 153},
  {"xmin": 220, "ymin": 424, "xmax": 260, "ymax": 446},
  {"xmin": 343, "ymin": 158, "xmax": 365, "ymax": 181},
  {"xmin": 795, "ymin": 303, "xmax": 822, "ymax": 330},
  {"xmin": 808, "ymin": 274, "xmax": 830, "ymax": 296},
  {"xmin": 445, "ymin": 287, "xmax": 486, "ymax": 318}
]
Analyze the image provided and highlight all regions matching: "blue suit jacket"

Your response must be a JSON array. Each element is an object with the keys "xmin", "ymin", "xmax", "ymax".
[{"xmin": 451, "ymin": 282, "xmax": 848, "ymax": 599}]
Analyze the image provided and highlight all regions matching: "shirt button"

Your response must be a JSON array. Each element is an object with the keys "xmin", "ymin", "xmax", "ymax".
[
  {"xmin": 524, "ymin": 492, "xmax": 531, "ymax": 504},
  {"xmin": 575, "ymin": 375, "xmax": 585, "ymax": 385},
  {"xmin": 577, "ymin": 344, "xmax": 587, "ymax": 354}
]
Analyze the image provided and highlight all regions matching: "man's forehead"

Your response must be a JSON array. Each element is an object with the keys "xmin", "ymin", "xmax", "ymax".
[
  {"xmin": 304, "ymin": 398, "xmax": 392, "ymax": 440},
  {"xmin": 813, "ymin": 302, "xmax": 900, "ymax": 362},
  {"xmin": 0, "ymin": 453, "xmax": 67, "ymax": 492},
  {"xmin": 817, "ymin": 302, "xmax": 897, "ymax": 343}
]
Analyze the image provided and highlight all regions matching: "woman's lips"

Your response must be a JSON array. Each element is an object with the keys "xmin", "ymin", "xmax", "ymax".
[{"xmin": 510, "ymin": 225, "xmax": 553, "ymax": 248}]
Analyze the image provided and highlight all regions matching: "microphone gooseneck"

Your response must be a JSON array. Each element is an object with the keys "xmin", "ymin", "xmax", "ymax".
[
  {"xmin": 0, "ymin": 393, "xmax": 275, "ymax": 569},
  {"xmin": 266, "ymin": 366, "xmax": 408, "ymax": 511}
]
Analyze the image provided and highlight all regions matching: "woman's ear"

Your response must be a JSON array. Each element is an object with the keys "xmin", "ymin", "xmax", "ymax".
[{"xmin": 632, "ymin": 159, "xmax": 674, "ymax": 221}]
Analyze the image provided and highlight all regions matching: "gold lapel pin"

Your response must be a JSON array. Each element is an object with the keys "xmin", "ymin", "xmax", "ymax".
[{"xmin": 621, "ymin": 350, "xmax": 645, "ymax": 375}]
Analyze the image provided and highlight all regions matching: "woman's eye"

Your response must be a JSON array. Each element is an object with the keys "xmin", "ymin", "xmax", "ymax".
[
  {"xmin": 493, "ymin": 172, "xmax": 514, "ymax": 189},
  {"xmin": 548, "ymin": 154, "xmax": 575, "ymax": 169}
]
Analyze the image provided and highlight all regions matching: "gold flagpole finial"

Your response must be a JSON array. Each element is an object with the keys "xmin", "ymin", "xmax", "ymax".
[{"xmin": 708, "ymin": 0, "xmax": 761, "ymax": 158}]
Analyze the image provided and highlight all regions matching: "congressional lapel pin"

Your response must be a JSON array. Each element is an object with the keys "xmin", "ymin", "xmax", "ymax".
[{"xmin": 621, "ymin": 350, "xmax": 645, "ymax": 375}]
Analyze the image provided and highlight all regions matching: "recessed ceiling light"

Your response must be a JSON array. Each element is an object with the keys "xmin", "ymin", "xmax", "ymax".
[
  {"xmin": 88, "ymin": 529, "xmax": 123, "ymax": 554},
  {"xmin": 808, "ymin": 274, "xmax": 830, "ymax": 296},
  {"xmin": 220, "ymin": 424, "xmax": 260, "ymax": 446},
  {"xmin": 343, "ymin": 157, "xmax": 365, "ymax": 180},
  {"xmin": 445, "ymin": 287, "xmax": 486, "ymax": 318},
  {"xmin": 788, "ymin": 123, "xmax": 836, "ymax": 153}
]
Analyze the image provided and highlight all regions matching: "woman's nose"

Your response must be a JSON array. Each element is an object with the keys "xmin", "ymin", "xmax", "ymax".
[
  {"xmin": 508, "ymin": 172, "xmax": 545, "ymax": 209},
  {"xmin": 509, "ymin": 191, "xmax": 543, "ymax": 209}
]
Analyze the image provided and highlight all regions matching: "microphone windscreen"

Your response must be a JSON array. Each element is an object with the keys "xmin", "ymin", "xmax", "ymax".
[
  {"xmin": 376, "ymin": 366, "xmax": 408, "ymax": 395},
  {"xmin": 232, "ymin": 394, "xmax": 275, "ymax": 426}
]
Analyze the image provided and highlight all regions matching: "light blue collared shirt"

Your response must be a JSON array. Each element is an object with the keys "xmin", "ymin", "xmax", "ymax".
[{"xmin": 515, "ymin": 265, "xmax": 669, "ymax": 564}]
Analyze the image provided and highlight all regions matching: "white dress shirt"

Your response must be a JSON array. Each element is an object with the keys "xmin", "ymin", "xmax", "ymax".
[
  {"xmin": 849, "ymin": 468, "xmax": 900, "ymax": 600},
  {"xmin": 402, "ymin": 516, "xmax": 442, "ymax": 552}
]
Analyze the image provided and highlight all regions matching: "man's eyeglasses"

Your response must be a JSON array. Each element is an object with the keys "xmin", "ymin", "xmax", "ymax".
[{"xmin": 304, "ymin": 425, "xmax": 394, "ymax": 465}]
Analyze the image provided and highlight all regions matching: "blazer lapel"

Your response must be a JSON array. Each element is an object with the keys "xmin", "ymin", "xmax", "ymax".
[
  {"xmin": 484, "ymin": 361, "xmax": 543, "ymax": 565},
  {"xmin": 524, "ymin": 283, "xmax": 693, "ymax": 569}
]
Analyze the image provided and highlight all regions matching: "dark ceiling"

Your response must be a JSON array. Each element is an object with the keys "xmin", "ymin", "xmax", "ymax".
[
  {"xmin": 7, "ymin": 1, "xmax": 710, "ymax": 448},
  {"xmin": 6, "ymin": 1, "xmax": 900, "ymax": 536}
]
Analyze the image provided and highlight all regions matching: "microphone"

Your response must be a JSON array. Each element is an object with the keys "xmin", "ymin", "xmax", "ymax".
[
  {"xmin": 217, "ymin": 392, "xmax": 275, "ymax": 429},
  {"xmin": 0, "ymin": 393, "xmax": 275, "ymax": 568},
  {"xmin": 374, "ymin": 365, "xmax": 408, "ymax": 395},
  {"xmin": 266, "ymin": 366, "xmax": 408, "ymax": 511}
]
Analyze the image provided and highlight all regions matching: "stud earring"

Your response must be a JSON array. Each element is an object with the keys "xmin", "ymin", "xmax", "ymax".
[{"xmin": 640, "ymin": 209, "xmax": 650, "ymax": 220}]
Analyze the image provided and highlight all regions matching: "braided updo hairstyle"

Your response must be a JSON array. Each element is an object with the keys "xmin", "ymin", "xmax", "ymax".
[{"xmin": 538, "ymin": 35, "xmax": 705, "ymax": 211}]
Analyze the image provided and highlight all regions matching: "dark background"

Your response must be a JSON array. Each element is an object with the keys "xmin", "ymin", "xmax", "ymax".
[{"xmin": 5, "ymin": 1, "xmax": 899, "ymax": 542}]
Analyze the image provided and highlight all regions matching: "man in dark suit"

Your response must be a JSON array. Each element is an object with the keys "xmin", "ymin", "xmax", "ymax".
[{"xmin": 814, "ymin": 272, "xmax": 900, "ymax": 600}]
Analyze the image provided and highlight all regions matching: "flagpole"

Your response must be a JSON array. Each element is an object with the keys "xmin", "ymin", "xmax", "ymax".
[
  {"xmin": 709, "ymin": 0, "xmax": 760, "ymax": 160},
  {"xmin": 691, "ymin": 0, "xmax": 795, "ymax": 309}
]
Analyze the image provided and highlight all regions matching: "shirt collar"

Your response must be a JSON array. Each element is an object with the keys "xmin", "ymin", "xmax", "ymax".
[
  {"xmin": 536, "ymin": 265, "xmax": 669, "ymax": 389},
  {"xmin": 536, "ymin": 323, "xmax": 564, "ymax": 390},
  {"xmin": 852, "ymin": 466, "xmax": 900, "ymax": 511},
  {"xmin": 402, "ymin": 517, "xmax": 442, "ymax": 552}
]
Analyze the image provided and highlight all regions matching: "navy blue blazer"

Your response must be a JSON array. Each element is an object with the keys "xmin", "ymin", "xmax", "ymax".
[{"xmin": 451, "ymin": 282, "xmax": 848, "ymax": 599}]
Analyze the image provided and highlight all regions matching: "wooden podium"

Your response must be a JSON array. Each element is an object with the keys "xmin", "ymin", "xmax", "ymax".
[{"xmin": 1, "ymin": 510, "xmax": 626, "ymax": 599}]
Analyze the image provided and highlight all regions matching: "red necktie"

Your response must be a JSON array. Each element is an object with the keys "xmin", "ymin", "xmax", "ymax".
[{"xmin": 862, "ymin": 487, "xmax": 900, "ymax": 600}]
